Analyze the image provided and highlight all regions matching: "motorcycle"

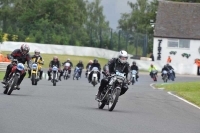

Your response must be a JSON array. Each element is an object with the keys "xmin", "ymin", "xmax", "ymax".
[
  {"xmin": 63, "ymin": 62, "xmax": 71, "ymax": 80},
  {"xmin": 3, "ymin": 63, "xmax": 25, "ymax": 95},
  {"xmin": 51, "ymin": 66, "xmax": 59, "ymax": 86},
  {"xmin": 168, "ymin": 69, "xmax": 175, "ymax": 81},
  {"xmin": 151, "ymin": 70, "xmax": 158, "ymax": 81},
  {"xmin": 31, "ymin": 62, "xmax": 40, "ymax": 85},
  {"xmin": 131, "ymin": 70, "xmax": 137, "ymax": 85},
  {"xmin": 96, "ymin": 71, "xmax": 126, "ymax": 111},
  {"xmin": 73, "ymin": 67, "xmax": 81, "ymax": 80},
  {"xmin": 162, "ymin": 70, "xmax": 168, "ymax": 83},
  {"xmin": 90, "ymin": 67, "xmax": 99, "ymax": 87},
  {"xmin": 85, "ymin": 65, "xmax": 91, "ymax": 78}
]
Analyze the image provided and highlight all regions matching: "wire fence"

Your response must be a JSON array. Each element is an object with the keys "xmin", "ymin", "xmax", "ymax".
[{"xmin": 1, "ymin": 22, "xmax": 150, "ymax": 57}]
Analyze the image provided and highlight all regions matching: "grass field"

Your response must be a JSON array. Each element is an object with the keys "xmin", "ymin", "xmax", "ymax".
[
  {"xmin": 0, "ymin": 71, "xmax": 5, "ymax": 80},
  {"xmin": 2, "ymin": 51, "xmax": 108, "ymax": 69},
  {"xmin": 155, "ymin": 82, "xmax": 200, "ymax": 107}
]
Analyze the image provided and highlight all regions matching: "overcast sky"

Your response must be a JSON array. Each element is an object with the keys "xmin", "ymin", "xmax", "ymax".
[{"xmin": 88, "ymin": 0, "xmax": 137, "ymax": 29}]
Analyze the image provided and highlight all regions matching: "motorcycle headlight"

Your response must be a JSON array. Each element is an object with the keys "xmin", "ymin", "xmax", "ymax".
[{"xmin": 32, "ymin": 67, "xmax": 37, "ymax": 70}]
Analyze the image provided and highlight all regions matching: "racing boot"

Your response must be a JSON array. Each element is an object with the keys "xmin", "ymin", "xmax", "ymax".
[
  {"xmin": 16, "ymin": 85, "xmax": 20, "ymax": 90},
  {"xmin": 95, "ymin": 90, "xmax": 101, "ymax": 101}
]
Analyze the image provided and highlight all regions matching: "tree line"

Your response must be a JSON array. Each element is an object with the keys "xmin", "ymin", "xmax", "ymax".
[{"xmin": 0, "ymin": 0, "xmax": 198, "ymax": 54}]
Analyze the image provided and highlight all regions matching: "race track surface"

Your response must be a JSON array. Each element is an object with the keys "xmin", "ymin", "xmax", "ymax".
[{"xmin": 0, "ymin": 72, "xmax": 200, "ymax": 133}]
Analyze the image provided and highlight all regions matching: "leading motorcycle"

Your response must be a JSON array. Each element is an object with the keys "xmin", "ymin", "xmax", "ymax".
[
  {"xmin": 4, "ymin": 63, "xmax": 25, "ymax": 95},
  {"xmin": 96, "ymin": 71, "xmax": 126, "ymax": 111}
]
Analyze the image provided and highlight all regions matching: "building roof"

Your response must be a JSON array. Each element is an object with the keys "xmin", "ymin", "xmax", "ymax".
[{"xmin": 154, "ymin": 1, "xmax": 200, "ymax": 39}]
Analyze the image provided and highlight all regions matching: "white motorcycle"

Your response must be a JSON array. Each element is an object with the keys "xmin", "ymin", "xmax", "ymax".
[
  {"xmin": 131, "ymin": 70, "xmax": 137, "ymax": 85},
  {"xmin": 63, "ymin": 62, "xmax": 71, "ymax": 80},
  {"xmin": 51, "ymin": 66, "xmax": 59, "ymax": 86},
  {"xmin": 90, "ymin": 67, "xmax": 99, "ymax": 87}
]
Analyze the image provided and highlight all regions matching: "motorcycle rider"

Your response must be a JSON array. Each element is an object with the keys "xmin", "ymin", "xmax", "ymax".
[
  {"xmin": 48, "ymin": 56, "xmax": 63, "ymax": 81},
  {"xmin": 148, "ymin": 64, "xmax": 157, "ymax": 78},
  {"xmin": 166, "ymin": 63, "xmax": 176, "ymax": 78},
  {"xmin": 28, "ymin": 49, "xmax": 44, "ymax": 79},
  {"xmin": 1, "ymin": 44, "xmax": 31, "ymax": 90},
  {"xmin": 88, "ymin": 58, "xmax": 101, "ymax": 83},
  {"xmin": 62, "ymin": 58, "xmax": 73, "ymax": 76},
  {"xmin": 85, "ymin": 60, "xmax": 93, "ymax": 78},
  {"xmin": 96, "ymin": 50, "xmax": 130, "ymax": 100},
  {"xmin": 75, "ymin": 60, "xmax": 84, "ymax": 78},
  {"xmin": 130, "ymin": 61, "xmax": 139, "ymax": 81}
]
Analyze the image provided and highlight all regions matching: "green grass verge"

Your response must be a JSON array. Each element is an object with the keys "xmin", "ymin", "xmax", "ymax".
[
  {"xmin": 2, "ymin": 51, "xmax": 108, "ymax": 69},
  {"xmin": 155, "ymin": 82, "xmax": 200, "ymax": 107},
  {"xmin": 0, "ymin": 71, "xmax": 5, "ymax": 80}
]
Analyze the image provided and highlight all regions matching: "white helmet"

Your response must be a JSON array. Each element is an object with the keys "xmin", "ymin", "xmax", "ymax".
[{"xmin": 118, "ymin": 50, "xmax": 128, "ymax": 64}]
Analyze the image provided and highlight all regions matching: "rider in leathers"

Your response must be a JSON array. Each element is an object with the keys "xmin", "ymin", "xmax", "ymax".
[
  {"xmin": 48, "ymin": 56, "xmax": 63, "ymax": 81},
  {"xmin": 96, "ymin": 50, "xmax": 130, "ymax": 100},
  {"xmin": 1, "ymin": 44, "xmax": 31, "ymax": 90}
]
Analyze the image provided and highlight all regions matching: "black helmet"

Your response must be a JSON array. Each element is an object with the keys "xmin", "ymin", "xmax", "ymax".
[
  {"xmin": 132, "ymin": 61, "xmax": 136, "ymax": 65},
  {"xmin": 94, "ymin": 58, "xmax": 98, "ymax": 63}
]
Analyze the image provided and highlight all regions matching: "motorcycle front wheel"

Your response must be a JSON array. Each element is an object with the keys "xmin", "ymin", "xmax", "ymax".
[
  {"xmin": 108, "ymin": 87, "xmax": 121, "ymax": 111},
  {"xmin": 7, "ymin": 76, "xmax": 18, "ymax": 95}
]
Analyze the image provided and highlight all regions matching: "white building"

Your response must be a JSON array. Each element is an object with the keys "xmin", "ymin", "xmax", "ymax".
[{"xmin": 153, "ymin": 1, "xmax": 200, "ymax": 75}]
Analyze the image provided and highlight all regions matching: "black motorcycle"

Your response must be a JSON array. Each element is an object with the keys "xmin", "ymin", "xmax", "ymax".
[{"xmin": 96, "ymin": 71, "xmax": 126, "ymax": 111}]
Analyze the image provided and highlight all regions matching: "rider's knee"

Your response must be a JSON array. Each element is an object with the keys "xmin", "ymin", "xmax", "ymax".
[{"xmin": 120, "ymin": 84, "xmax": 129, "ymax": 96}]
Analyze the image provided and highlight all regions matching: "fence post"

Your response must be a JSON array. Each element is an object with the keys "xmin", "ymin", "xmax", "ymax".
[
  {"xmin": 126, "ymin": 32, "xmax": 128, "ymax": 51},
  {"xmin": 110, "ymin": 28, "xmax": 112, "ymax": 50},
  {"xmin": 100, "ymin": 28, "xmax": 102, "ymax": 48},
  {"xmin": 143, "ymin": 34, "xmax": 148, "ymax": 57},
  {"xmin": 90, "ymin": 28, "xmax": 92, "ymax": 47},
  {"xmin": 118, "ymin": 30, "xmax": 121, "ymax": 51},
  {"xmin": 136, "ymin": 34, "xmax": 138, "ymax": 56}
]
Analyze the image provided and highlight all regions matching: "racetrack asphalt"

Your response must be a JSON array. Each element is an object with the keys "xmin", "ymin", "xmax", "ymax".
[{"xmin": 0, "ymin": 71, "xmax": 200, "ymax": 133}]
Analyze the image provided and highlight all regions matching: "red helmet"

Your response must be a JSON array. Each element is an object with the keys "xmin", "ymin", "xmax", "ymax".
[{"xmin": 21, "ymin": 44, "xmax": 30, "ymax": 54}]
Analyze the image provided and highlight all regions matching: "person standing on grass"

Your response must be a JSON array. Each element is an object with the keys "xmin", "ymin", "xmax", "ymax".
[{"xmin": 150, "ymin": 53, "xmax": 154, "ymax": 61}]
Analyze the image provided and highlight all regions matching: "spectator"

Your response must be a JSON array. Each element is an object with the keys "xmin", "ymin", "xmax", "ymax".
[
  {"xmin": 150, "ymin": 53, "xmax": 154, "ymax": 61},
  {"xmin": 167, "ymin": 56, "xmax": 172, "ymax": 63}
]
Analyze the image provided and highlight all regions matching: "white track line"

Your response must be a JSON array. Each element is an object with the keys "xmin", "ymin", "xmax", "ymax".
[
  {"xmin": 168, "ymin": 92, "xmax": 200, "ymax": 110},
  {"xmin": 149, "ymin": 83, "xmax": 200, "ymax": 110},
  {"xmin": 150, "ymin": 83, "xmax": 156, "ymax": 89}
]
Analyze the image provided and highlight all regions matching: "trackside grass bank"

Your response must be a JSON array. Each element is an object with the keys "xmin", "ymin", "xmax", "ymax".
[
  {"xmin": 155, "ymin": 82, "xmax": 200, "ymax": 107},
  {"xmin": 0, "ymin": 72, "xmax": 4, "ymax": 80},
  {"xmin": 2, "ymin": 51, "xmax": 108, "ymax": 68}
]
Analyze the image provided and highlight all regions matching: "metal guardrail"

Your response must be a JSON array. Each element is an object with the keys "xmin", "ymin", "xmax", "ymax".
[{"xmin": 0, "ymin": 62, "xmax": 10, "ymax": 71}]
